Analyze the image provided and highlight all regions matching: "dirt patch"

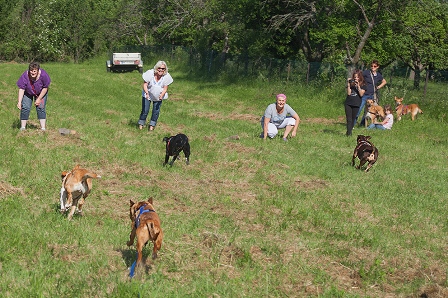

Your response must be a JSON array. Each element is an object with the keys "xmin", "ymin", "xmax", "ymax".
[
  {"xmin": 0, "ymin": 181, "xmax": 24, "ymax": 198},
  {"xmin": 305, "ymin": 116, "xmax": 346, "ymax": 125}
]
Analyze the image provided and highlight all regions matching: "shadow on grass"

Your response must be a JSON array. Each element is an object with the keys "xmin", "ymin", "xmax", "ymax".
[{"xmin": 118, "ymin": 247, "xmax": 154, "ymax": 276}]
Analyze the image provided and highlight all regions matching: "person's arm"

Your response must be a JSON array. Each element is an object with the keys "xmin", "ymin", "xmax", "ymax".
[
  {"xmin": 143, "ymin": 82, "xmax": 149, "ymax": 99},
  {"xmin": 291, "ymin": 113, "xmax": 300, "ymax": 137},
  {"xmin": 159, "ymin": 85, "xmax": 168, "ymax": 100},
  {"xmin": 35, "ymin": 87, "xmax": 48, "ymax": 106},
  {"xmin": 358, "ymin": 85, "xmax": 366, "ymax": 97},
  {"xmin": 377, "ymin": 78, "xmax": 387, "ymax": 90},
  {"xmin": 346, "ymin": 79, "xmax": 352, "ymax": 95},
  {"xmin": 375, "ymin": 116, "xmax": 389, "ymax": 125},
  {"xmin": 263, "ymin": 116, "xmax": 270, "ymax": 140},
  {"xmin": 17, "ymin": 89, "xmax": 24, "ymax": 109}
]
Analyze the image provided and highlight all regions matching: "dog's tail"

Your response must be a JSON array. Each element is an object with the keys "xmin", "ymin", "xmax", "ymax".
[
  {"xmin": 82, "ymin": 172, "xmax": 101, "ymax": 181},
  {"xmin": 146, "ymin": 222, "xmax": 160, "ymax": 240}
]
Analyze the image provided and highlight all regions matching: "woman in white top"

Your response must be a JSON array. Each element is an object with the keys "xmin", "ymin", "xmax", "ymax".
[{"xmin": 138, "ymin": 61, "xmax": 174, "ymax": 131}]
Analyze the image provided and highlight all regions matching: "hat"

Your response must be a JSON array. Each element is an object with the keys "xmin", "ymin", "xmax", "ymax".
[{"xmin": 276, "ymin": 94, "xmax": 287, "ymax": 100}]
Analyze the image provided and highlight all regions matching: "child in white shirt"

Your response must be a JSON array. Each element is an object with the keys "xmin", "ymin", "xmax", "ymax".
[{"xmin": 367, "ymin": 105, "xmax": 394, "ymax": 130}]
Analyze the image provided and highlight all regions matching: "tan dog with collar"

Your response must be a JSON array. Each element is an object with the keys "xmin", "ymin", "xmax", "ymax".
[
  {"xmin": 394, "ymin": 96, "xmax": 423, "ymax": 121},
  {"xmin": 365, "ymin": 99, "xmax": 385, "ymax": 127},
  {"xmin": 127, "ymin": 198, "xmax": 163, "ymax": 269},
  {"xmin": 60, "ymin": 165, "xmax": 101, "ymax": 220}
]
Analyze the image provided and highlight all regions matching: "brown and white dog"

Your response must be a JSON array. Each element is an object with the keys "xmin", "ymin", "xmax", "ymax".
[
  {"xmin": 394, "ymin": 96, "xmax": 423, "ymax": 121},
  {"xmin": 60, "ymin": 165, "xmax": 101, "ymax": 220},
  {"xmin": 127, "ymin": 198, "xmax": 163, "ymax": 270},
  {"xmin": 365, "ymin": 99, "xmax": 385, "ymax": 127},
  {"xmin": 352, "ymin": 135, "xmax": 379, "ymax": 172}
]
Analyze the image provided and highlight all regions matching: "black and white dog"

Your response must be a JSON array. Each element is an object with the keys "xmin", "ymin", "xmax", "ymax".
[{"xmin": 163, "ymin": 133, "xmax": 191, "ymax": 166}]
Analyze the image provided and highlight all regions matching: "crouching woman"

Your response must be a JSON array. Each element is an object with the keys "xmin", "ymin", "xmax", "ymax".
[{"xmin": 261, "ymin": 94, "xmax": 300, "ymax": 141}]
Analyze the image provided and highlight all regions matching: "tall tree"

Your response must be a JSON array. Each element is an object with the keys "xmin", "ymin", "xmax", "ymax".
[
  {"xmin": 268, "ymin": 0, "xmax": 406, "ymax": 73},
  {"xmin": 386, "ymin": 0, "xmax": 448, "ymax": 88}
]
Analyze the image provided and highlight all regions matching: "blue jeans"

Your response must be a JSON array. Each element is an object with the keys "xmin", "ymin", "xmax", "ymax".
[
  {"xmin": 138, "ymin": 98, "xmax": 163, "ymax": 127},
  {"xmin": 20, "ymin": 93, "xmax": 47, "ymax": 120},
  {"xmin": 355, "ymin": 94, "xmax": 374, "ymax": 126},
  {"xmin": 367, "ymin": 124, "xmax": 387, "ymax": 130}
]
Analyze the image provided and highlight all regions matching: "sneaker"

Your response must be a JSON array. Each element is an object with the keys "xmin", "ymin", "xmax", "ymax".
[
  {"xmin": 282, "ymin": 137, "xmax": 288, "ymax": 142},
  {"xmin": 41, "ymin": 128, "xmax": 46, "ymax": 131},
  {"xmin": 20, "ymin": 127, "xmax": 26, "ymax": 131}
]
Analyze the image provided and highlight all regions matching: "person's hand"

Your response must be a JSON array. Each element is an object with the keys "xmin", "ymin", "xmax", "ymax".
[
  {"xmin": 17, "ymin": 102, "xmax": 21, "ymax": 110},
  {"xmin": 35, "ymin": 98, "xmax": 41, "ymax": 106}
]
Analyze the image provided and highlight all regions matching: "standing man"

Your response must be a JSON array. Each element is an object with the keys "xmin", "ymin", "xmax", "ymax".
[{"xmin": 355, "ymin": 60, "xmax": 387, "ymax": 126}]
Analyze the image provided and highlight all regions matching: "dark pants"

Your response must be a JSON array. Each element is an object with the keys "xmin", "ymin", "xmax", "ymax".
[{"xmin": 345, "ymin": 104, "xmax": 360, "ymax": 136}]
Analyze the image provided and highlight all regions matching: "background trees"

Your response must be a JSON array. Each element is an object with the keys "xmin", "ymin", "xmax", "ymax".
[{"xmin": 0, "ymin": 0, "xmax": 447, "ymax": 81}]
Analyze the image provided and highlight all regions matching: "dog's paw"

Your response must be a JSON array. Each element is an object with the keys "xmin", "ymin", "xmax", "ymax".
[
  {"xmin": 60, "ymin": 209, "xmax": 66, "ymax": 214},
  {"xmin": 126, "ymin": 241, "xmax": 133, "ymax": 246},
  {"xmin": 152, "ymin": 252, "xmax": 158, "ymax": 260}
]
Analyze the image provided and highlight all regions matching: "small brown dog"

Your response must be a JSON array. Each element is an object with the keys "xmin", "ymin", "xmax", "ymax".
[
  {"xmin": 394, "ymin": 96, "xmax": 423, "ymax": 121},
  {"xmin": 60, "ymin": 165, "xmax": 101, "ymax": 220},
  {"xmin": 352, "ymin": 135, "xmax": 379, "ymax": 172},
  {"xmin": 365, "ymin": 99, "xmax": 385, "ymax": 127},
  {"xmin": 127, "ymin": 198, "xmax": 163, "ymax": 269}
]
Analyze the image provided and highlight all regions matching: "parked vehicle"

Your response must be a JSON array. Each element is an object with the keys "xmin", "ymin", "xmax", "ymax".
[{"xmin": 106, "ymin": 53, "xmax": 143, "ymax": 73}]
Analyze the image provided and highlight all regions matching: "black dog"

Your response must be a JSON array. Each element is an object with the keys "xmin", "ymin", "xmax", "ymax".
[
  {"xmin": 163, "ymin": 133, "xmax": 190, "ymax": 166},
  {"xmin": 352, "ymin": 135, "xmax": 379, "ymax": 172}
]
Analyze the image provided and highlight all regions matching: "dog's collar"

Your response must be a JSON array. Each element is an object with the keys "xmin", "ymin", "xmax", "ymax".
[
  {"xmin": 355, "ymin": 140, "xmax": 375, "ymax": 151},
  {"xmin": 134, "ymin": 204, "xmax": 155, "ymax": 228}
]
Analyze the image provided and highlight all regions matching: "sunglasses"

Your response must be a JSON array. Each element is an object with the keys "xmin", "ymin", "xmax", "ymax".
[
  {"xmin": 157, "ymin": 67, "xmax": 166, "ymax": 70},
  {"xmin": 371, "ymin": 65, "xmax": 379, "ymax": 68}
]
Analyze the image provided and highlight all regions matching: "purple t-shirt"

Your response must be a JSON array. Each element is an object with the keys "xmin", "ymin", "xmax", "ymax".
[{"xmin": 16, "ymin": 69, "xmax": 51, "ymax": 96}]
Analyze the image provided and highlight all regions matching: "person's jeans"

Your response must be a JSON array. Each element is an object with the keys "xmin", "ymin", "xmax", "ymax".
[
  {"xmin": 138, "ymin": 98, "xmax": 163, "ymax": 127},
  {"xmin": 20, "ymin": 93, "xmax": 47, "ymax": 120},
  {"xmin": 367, "ymin": 124, "xmax": 387, "ymax": 130},
  {"xmin": 355, "ymin": 94, "xmax": 374, "ymax": 126}
]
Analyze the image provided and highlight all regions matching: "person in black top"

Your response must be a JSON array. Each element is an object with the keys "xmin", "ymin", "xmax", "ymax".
[{"xmin": 344, "ymin": 69, "xmax": 366, "ymax": 136}]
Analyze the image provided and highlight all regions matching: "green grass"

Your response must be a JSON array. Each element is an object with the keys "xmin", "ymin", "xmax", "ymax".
[{"xmin": 0, "ymin": 58, "xmax": 447, "ymax": 297}]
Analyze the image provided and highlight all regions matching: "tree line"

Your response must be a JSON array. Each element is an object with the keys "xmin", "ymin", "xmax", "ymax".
[{"xmin": 1, "ymin": 0, "xmax": 447, "ymax": 86}]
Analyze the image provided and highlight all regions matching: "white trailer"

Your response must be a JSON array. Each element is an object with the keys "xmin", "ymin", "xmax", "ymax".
[{"xmin": 106, "ymin": 53, "xmax": 143, "ymax": 73}]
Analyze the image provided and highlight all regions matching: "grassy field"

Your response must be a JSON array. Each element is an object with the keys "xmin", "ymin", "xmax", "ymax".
[{"xmin": 0, "ymin": 59, "xmax": 447, "ymax": 298}]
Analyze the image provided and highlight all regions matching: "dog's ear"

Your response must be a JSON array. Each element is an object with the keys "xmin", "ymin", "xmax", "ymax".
[
  {"xmin": 61, "ymin": 171, "xmax": 68, "ymax": 179},
  {"xmin": 366, "ymin": 136, "xmax": 371, "ymax": 140},
  {"xmin": 163, "ymin": 137, "xmax": 168, "ymax": 142},
  {"xmin": 130, "ymin": 200, "xmax": 135, "ymax": 207},
  {"xmin": 148, "ymin": 197, "xmax": 153, "ymax": 204}
]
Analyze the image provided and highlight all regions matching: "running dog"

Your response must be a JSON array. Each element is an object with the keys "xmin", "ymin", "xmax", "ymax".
[
  {"xmin": 163, "ymin": 133, "xmax": 190, "ymax": 166},
  {"xmin": 352, "ymin": 135, "xmax": 379, "ymax": 172},
  {"xmin": 127, "ymin": 198, "xmax": 163, "ymax": 270},
  {"xmin": 394, "ymin": 96, "xmax": 423, "ymax": 121},
  {"xmin": 365, "ymin": 99, "xmax": 385, "ymax": 127},
  {"xmin": 60, "ymin": 165, "xmax": 101, "ymax": 220}
]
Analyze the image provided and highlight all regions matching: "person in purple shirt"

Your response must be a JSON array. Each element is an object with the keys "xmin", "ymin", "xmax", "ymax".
[{"xmin": 16, "ymin": 62, "xmax": 51, "ymax": 131}]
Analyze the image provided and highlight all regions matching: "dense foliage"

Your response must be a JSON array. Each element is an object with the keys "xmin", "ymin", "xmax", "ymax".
[{"xmin": 0, "ymin": 0, "xmax": 447, "ymax": 73}]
